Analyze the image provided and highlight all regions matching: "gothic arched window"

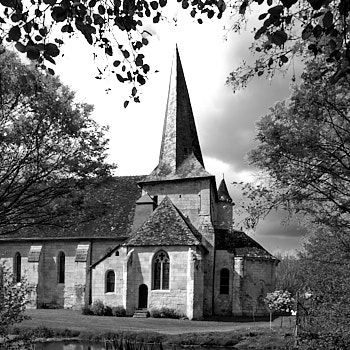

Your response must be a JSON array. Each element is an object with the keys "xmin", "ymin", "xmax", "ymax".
[
  {"xmin": 105, "ymin": 270, "xmax": 115, "ymax": 293},
  {"xmin": 153, "ymin": 251, "xmax": 170, "ymax": 290},
  {"xmin": 220, "ymin": 268, "xmax": 230, "ymax": 294},
  {"xmin": 14, "ymin": 252, "xmax": 21, "ymax": 283},
  {"xmin": 58, "ymin": 251, "xmax": 65, "ymax": 284}
]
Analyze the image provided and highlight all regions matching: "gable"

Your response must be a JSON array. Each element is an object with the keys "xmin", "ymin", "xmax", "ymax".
[{"xmin": 124, "ymin": 196, "xmax": 205, "ymax": 248}]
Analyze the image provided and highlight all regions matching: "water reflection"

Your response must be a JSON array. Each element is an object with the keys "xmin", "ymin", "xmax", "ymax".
[{"xmin": 35, "ymin": 340, "xmax": 105, "ymax": 350}]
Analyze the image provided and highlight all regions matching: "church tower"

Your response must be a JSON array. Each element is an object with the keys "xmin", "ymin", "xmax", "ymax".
[{"xmin": 139, "ymin": 47, "xmax": 217, "ymax": 245}]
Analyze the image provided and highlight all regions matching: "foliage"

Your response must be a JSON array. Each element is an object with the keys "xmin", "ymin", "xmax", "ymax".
[
  {"xmin": 0, "ymin": 266, "xmax": 33, "ymax": 349},
  {"xmin": 149, "ymin": 307, "xmax": 184, "ymax": 319},
  {"xmin": 275, "ymin": 253, "xmax": 304, "ymax": 296},
  {"xmin": 1, "ymin": 0, "xmax": 348, "ymax": 104},
  {"xmin": 264, "ymin": 290, "xmax": 295, "ymax": 314},
  {"xmin": 0, "ymin": 50, "xmax": 114, "ymax": 235},
  {"xmin": 89, "ymin": 299, "xmax": 106, "ymax": 316},
  {"xmin": 112, "ymin": 306, "xmax": 127, "ymax": 317},
  {"xmin": 0, "ymin": 266, "xmax": 31, "ymax": 336},
  {"xmin": 85, "ymin": 301, "xmax": 127, "ymax": 316},
  {"xmin": 295, "ymin": 226, "xmax": 350, "ymax": 348},
  {"xmin": 235, "ymin": 58, "xmax": 350, "ymax": 233}
]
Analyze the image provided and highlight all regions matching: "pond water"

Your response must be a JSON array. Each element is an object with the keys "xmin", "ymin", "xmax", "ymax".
[{"xmin": 35, "ymin": 340, "xmax": 105, "ymax": 350}]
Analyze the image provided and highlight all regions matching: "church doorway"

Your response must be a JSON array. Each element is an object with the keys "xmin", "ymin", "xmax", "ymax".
[{"xmin": 138, "ymin": 284, "xmax": 148, "ymax": 308}]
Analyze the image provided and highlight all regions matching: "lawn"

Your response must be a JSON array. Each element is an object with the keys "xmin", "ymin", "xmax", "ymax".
[{"xmin": 13, "ymin": 310, "xmax": 296, "ymax": 349}]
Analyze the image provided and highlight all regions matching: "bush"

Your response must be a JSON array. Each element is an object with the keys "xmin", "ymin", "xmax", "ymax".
[
  {"xmin": 112, "ymin": 306, "xmax": 126, "ymax": 317},
  {"xmin": 81, "ymin": 304, "xmax": 92, "ymax": 315},
  {"xmin": 90, "ymin": 300, "xmax": 105, "ymax": 316},
  {"xmin": 149, "ymin": 307, "xmax": 183, "ymax": 319}
]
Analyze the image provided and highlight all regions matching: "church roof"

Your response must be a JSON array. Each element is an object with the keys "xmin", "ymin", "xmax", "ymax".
[
  {"xmin": 0, "ymin": 176, "xmax": 144, "ymax": 240},
  {"xmin": 217, "ymin": 179, "xmax": 233, "ymax": 203},
  {"xmin": 142, "ymin": 47, "xmax": 213, "ymax": 183},
  {"xmin": 216, "ymin": 229, "xmax": 276, "ymax": 259},
  {"xmin": 124, "ymin": 196, "xmax": 205, "ymax": 248}
]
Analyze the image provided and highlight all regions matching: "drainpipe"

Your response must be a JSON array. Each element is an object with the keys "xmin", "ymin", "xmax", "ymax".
[
  {"xmin": 211, "ymin": 245, "xmax": 216, "ymax": 316},
  {"xmin": 88, "ymin": 239, "xmax": 93, "ymax": 305}
]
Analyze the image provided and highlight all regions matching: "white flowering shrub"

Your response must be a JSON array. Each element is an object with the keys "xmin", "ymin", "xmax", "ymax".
[
  {"xmin": 0, "ymin": 266, "xmax": 31, "ymax": 336},
  {"xmin": 264, "ymin": 290, "xmax": 295, "ymax": 314}
]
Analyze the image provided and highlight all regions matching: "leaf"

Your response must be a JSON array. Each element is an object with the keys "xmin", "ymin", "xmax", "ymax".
[
  {"xmin": 46, "ymin": 43, "xmax": 60, "ymax": 57},
  {"xmin": 113, "ymin": 60, "xmax": 121, "ymax": 67},
  {"xmin": 51, "ymin": 6, "xmax": 68, "ymax": 22},
  {"xmin": 116, "ymin": 74, "xmax": 124, "ymax": 82},
  {"xmin": 150, "ymin": 1, "xmax": 158, "ymax": 10},
  {"xmin": 302, "ymin": 24, "xmax": 313, "ymax": 40},
  {"xmin": 122, "ymin": 50, "xmax": 130, "ymax": 59},
  {"xmin": 9, "ymin": 26, "xmax": 21, "ymax": 41},
  {"xmin": 182, "ymin": 0, "xmax": 189, "ymax": 9},
  {"xmin": 307, "ymin": 0, "xmax": 325, "ymax": 10},
  {"xmin": 159, "ymin": 0, "xmax": 167, "ymax": 7},
  {"xmin": 258, "ymin": 13, "xmax": 268, "ymax": 20},
  {"xmin": 268, "ymin": 5, "xmax": 283, "ymax": 16},
  {"xmin": 15, "ymin": 42, "xmax": 26, "ymax": 53},
  {"xmin": 153, "ymin": 12, "xmax": 160, "ymax": 23},
  {"xmin": 271, "ymin": 30, "xmax": 288, "ymax": 46},
  {"xmin": 98, "ymin": 4, "xmax": 105, "ymax": 15},
  {"xmin": 137, "ymin": 74, "xmax": 146, "ymax": 85},
  {"xmin": 313, "ymin": 24, "xmax": 323, "ymax": 38},
  {"xmin": 281, "ymin": 0, "xmax": 297, "ymax": 8},
  {"xmin": 280, "ymin": 55, "xmax": 288, "ymax": 63},
  {"xmin": 322, "ymin": 11, "xmax": 333, "ymax": 28},
  {"xmin": 135, "ymin": 54, "xmax": 144, "ymax": 66},
  {"xmin": 124, "ymin": 100, "xmax": 129, "ymax": 108},
  {"xmin": 0, "ymin": 0, "xmax": 15, "ymax": 7},
  {"xmin": 48, "ymin": 68, "xmax": 55, "ymax": 75},
  {"xmin": 105, "ymin": 46, "xmax": 113, "ymax": 56},
  {"xmin": 142, "ymin": 38, "xmax": 148, "ymax": 45},
  {"xmin": 254, "ymin": 26, "xmax": 267, "ymax": 40},
  {"xmin": 239, "ymin": 0, "xmax": 248, "ymax": 15},
  {"xmin": 43, "ymin": 0, "xmax": 56, "ymax": 5},
  {"xmin": 132, "ymin": 87, "xmax": 137, "ymax": 96},
  {"xmin": 26, "ymin": 46, "xmax": 40, "ymax": 60}
]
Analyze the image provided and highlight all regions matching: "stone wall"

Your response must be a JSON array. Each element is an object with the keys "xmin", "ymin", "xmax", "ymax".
[
  {"xmin": 240, "ymin": 259, "xmax": 277, "ymax": 316},
  {"xmin": 124, "ymin": 246, "xmax": 202, "ymax": 319},
  {"xmin": 91, "ymin": 246, "xmax": 126, "ymax": 307},
  {"xmin": 0, "ymin": 238, "xmax": 123, "ymax": 310},
  {"xmin": 213, "ymin": 250, "xmax": 233, "ymax": 316}
]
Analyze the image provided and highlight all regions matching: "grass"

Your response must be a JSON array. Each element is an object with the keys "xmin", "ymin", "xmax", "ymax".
[{"xmin": 11, "ymin": 310, "xmax": 297, "ymax": 349}]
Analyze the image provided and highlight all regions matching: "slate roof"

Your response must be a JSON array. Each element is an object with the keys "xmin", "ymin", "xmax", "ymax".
[
  {"xmin": 0, "ymin": 176, "xmax": 144, "ymax": 240},
  {"xmin": 216, "ymin": 229, "xmax": 276, "ymax": 259},
  {"xmin": 217, "ymin": 179, "xmax": 233, "ymax": 203},
  {"xmin": 124, "ymin": 196, "xmax": 204, "ymax": 248}
]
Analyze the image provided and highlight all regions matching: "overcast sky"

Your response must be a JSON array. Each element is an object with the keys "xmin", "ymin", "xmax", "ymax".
[{"xmin": 52, "ymin": 5, "xmax": 304, "ymax": 254}]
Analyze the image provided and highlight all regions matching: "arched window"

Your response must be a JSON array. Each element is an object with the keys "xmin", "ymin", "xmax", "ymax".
[
  {"xmin": 153, "ymin": 251, "xmax": 170, "ymax": 290},
  {"xmin": 105, "ymin": 270, "xmax": 115, "ymax": 293},
  {"xmin": 58, "ymin": 251, "xmax": 65, "ymax": 284},
  {"xmin": 14, "ymin": 252, "xmax": 21, "ymax": 283},
  {"xmin": 220, "ymin": 268, "xmax": 230, "ymax": 294}
]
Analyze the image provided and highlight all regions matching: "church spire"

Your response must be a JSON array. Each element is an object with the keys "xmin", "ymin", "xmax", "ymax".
[
  {"xmin": 143, "ymin": 46, "xmax": 211, "ymax": 182},
  {"xmin": 158, "ymin": 46, "xmax": 204, "ymax": 171}
]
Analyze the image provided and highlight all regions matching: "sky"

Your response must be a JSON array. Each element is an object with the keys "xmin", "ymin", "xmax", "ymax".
[{"xmin": 51, "ymin": 5, "xmax": 304, "ymax": 254}]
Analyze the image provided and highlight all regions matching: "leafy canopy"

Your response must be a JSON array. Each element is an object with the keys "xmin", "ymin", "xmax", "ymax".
[
  {"xmin": 0, "ymin": 50, "xmax": 114, "ymax": 235},
  {"xmin": 1, "ymin": 0, "xmax": 348, "ymax": 104},
  {"xmin": 235, "ymin": 57, "xmax": 350, "ymax": 233}
]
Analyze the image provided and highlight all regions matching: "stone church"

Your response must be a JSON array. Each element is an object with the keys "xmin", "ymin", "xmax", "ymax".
[{"xmin": 0, "ymin": 48, "xmax": 278, "ymax": 319}]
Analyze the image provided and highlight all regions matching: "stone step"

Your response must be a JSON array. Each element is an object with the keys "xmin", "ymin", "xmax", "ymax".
[{"xmin": 133, "ymin": 309, "xmax": 149, "ymax": 318}]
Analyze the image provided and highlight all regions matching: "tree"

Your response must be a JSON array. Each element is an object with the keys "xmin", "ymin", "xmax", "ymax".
[
  {"xmin": 296, "ymin": 226, "xmax": 350, "ymax": 348},
  {"xmin": 275, "ymin": 253, "xmax": 303, "ymax": 296},
  {"xmin": 0, "ymin": 50, "xmax": 114, "ymax": 235},
  {"xmin": 237, "ymin": 58, "xmax": 350, "ymax": 233},
  {"xmin": 0, "ymin": 0, "xmax": 348, "ymax": 104}
]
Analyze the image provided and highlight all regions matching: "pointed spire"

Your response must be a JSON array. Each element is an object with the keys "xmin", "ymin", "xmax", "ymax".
[
  {"xmin": 142, "ymin": 46, "xmax": 213, "ymax": 182},
  {"xmin": 218, "ymin": 178, "xmax": 232, "ymax": 203}
]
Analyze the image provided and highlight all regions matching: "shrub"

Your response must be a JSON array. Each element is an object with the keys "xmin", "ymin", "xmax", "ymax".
[
  {"xmin": 112, "ymin": 306, "xmax": 126, "ymax": 317},
  {"xmin": 149, "ymin": 308, "xmax": 162, "ymax": 318},
  {"xmin": 104, "ymin": 305, "xmax": 113, "ymax": 316},
  {"xmin": 90, "ymin": 300, "xmax": 105, "ymax": 316},
  {"xmin": 81, "ymin": 304, "xmax": 92, "ymax": 315},
  {"xmin": 150, "ymin": 307, "xmax": 183, "ymax": 319}
]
